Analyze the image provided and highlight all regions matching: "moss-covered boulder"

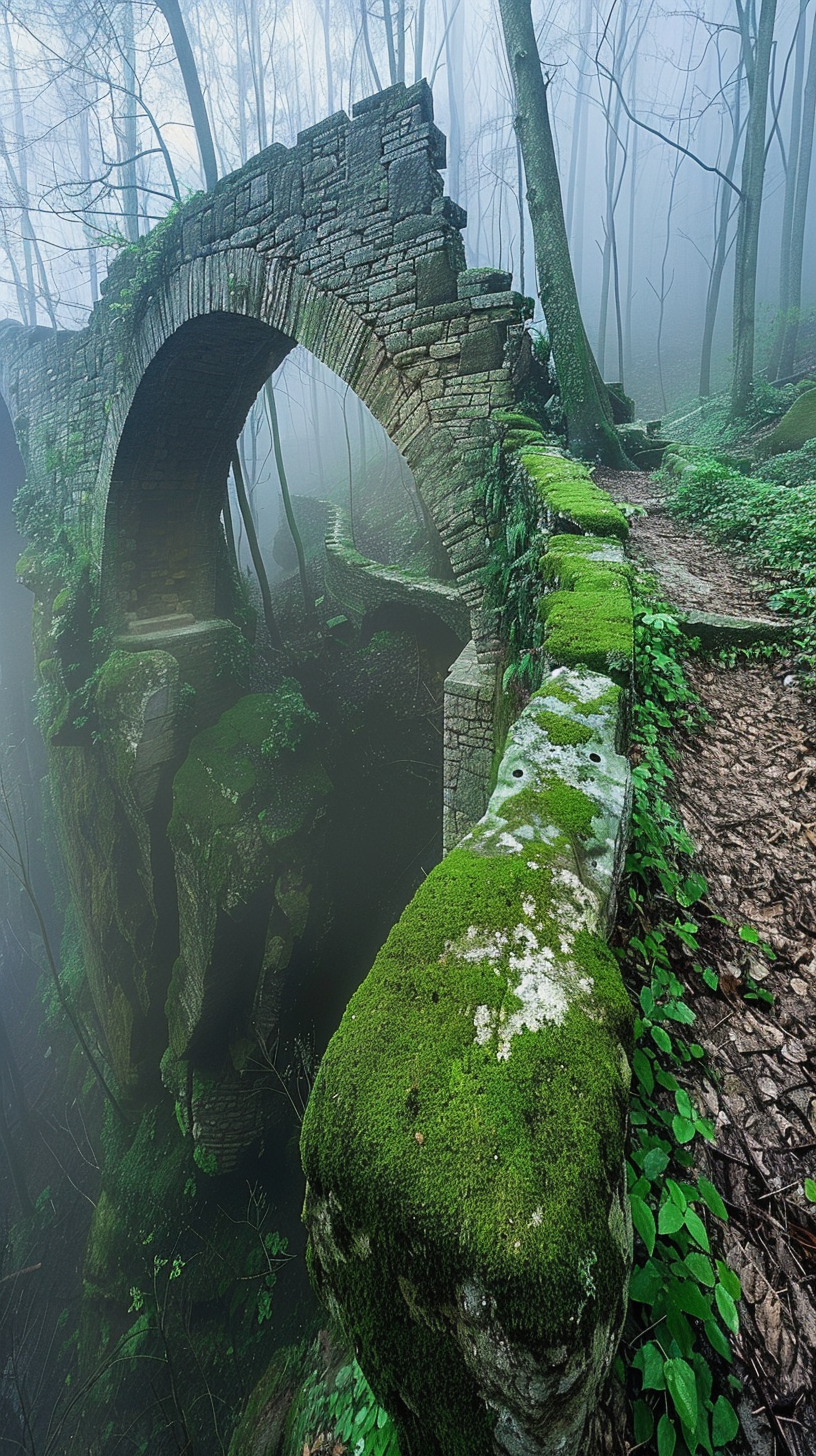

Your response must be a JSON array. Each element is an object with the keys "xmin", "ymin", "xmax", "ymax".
[
  {"xmin": 48, "ymin": 648, "xmax": 182, "ymax": 1095},
  {"xmin": 760, "ymin": 385, "xmax": 816, "ymax": 457},
  {"xmin": 301, "ymin": 667, "xmax": 633, "ymax": 1456},
  {"xmin": 165, "ymin": 683, "xmax": 331, "ymax": 1169}
]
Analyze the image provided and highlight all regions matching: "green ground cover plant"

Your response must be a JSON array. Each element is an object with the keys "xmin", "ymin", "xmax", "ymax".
[
  {"xmin": 620, "ymin": 598, "xmax": 744, "ymax": 1455},
  {"xmin": 663, "ymin": 451, "xmax": 816, "ymax": 687}
]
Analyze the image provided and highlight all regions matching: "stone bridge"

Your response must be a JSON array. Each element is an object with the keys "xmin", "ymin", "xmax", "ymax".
[
  {"xmin": 0, "ymin": 80, "xmax": 636, "ymax": 1456},
  {"xmin": 0, "ymin": 78, "xmax": 537, "ymax": 840}
]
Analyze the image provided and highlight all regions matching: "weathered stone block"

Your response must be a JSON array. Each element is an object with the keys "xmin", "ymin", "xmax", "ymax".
[
  {"xmin": 460, "ymin": 324, "xmax": 505, "ymax": 374},
  {"xmin": 387, "ymin": 152, "xmax": 440, "ymax": 220},
  {"xmin": 458, "ymin": 266, "xmax": 512, "ymax": 298},
  {"xmin": 416, "ymin": 250, "xmax": 458, "ymax": 307}
]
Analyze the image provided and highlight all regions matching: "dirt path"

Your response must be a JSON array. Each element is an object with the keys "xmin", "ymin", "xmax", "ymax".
[{"xmin": 601, "ymin": 468, "xmax": 816, "ymax": 1456}]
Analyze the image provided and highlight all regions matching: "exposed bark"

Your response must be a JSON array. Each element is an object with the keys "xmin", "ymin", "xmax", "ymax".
[
  {"xmin": 497, "ymin": 0, "xmax": 630, "ymax": 465},
  {"xmin": 265, "ymin": 381, "xmax": 315, "ymax": 625},
  {"xmin": 699, "ymin": 57, "xmax": 743, "ymax": 397},
  {"xmin": 776, "ymin": 9, "xmax": 816, "ymax": 380},
  {"xmin": 155, "ymin": 0, "xmax": 218, "ymax": 191},
  {"xmin": 231, "ymin": 448, "xmax": 284, "ymax": 651},
  {"xmin": 118, "ymin": 1, "xmax": 139, "ymax": 243},
  {"xmin": 731, "ymin": 0, "xmax": 778, "ymax": 418},
  {"xmin": 767, "ymin": 0, "xmax": 808, "ymax": 381}
]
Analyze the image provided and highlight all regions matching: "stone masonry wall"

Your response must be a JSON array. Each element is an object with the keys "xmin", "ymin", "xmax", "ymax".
[{"xmin": 0, "ymin": 77, "xmax": 536, "ymax": 836}]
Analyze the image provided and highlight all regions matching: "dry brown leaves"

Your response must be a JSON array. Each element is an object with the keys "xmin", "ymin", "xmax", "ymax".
[{"xmin": 602, "ymin": 468, "xmax": 816, "ymax": 1454}]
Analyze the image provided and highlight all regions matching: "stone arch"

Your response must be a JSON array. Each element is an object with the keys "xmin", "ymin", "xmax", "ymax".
[{"xmin": 96, "ymin": 249, "xmax": 466, "ymax": 647}]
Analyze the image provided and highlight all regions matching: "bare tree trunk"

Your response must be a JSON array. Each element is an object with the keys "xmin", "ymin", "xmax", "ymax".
[
  {"xmin": 700, "ymin": 60, "xmax": 743, "ymax": 397},
  {"xmin": 731, "ymin": 0, "xmax": 778, "ymax": 417},
  {"xmin": 248, "ymin": 0, "xmax": 268, "ymax": 148},
  {"xmin": 231, "ymin": 450, "xmax": 284, "ymax": 650},
  {"xmin": 443, "ymin": 0, "xmax": 464, "ymax": 203},
  {"xmin": 767, "ymin": 0, "xmax": 808, "ymax": 380},
  {"xmin": 118, "ymin": 0, "xmax": 139, "ymax": 243},
  {"xmin": 78, "ymin": 103, "xmax": 99, "ymax": 305},
  {"xmin": 777, "ymin": 9, "xmax": 816, "ymax": 380},
  {"xmin": 414, "ymin": 0, "xmax": 426, "ymax": 82},
  {"xmin": 497, "ymin": 0, "xmax": 629, "ymax": 465},
  {"xmin": 155, "ymin": 0, "xmax": 218, "ymax": 190},
  {"xmin": 361, "ymin": 0, "xmax": 382, "ymax": 89},
  {"xmin": 265, "ymin": 382, "xmax": 315, "ymax": 624},
  {"xmin": 382, "ymin": 0, "xmax": 398, "ymax": 85},
  {"xmin": 2, "ymin": 12, "xmax": 36, "ymax": 324}
]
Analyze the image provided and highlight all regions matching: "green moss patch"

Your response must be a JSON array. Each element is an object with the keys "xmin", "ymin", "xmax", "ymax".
[
  {"xmin": 761, "ymin": 385, "xmax": 816, "ymax": 456},
  {"xmin": 302, "ymin": 844, "xmax": 632, "ymax": 1448},
  {"xmin": 540, "ymin": 534, "xmax": 631, "ymax": 592},
  {"xmin": 519, "ymin": 449, "xmax": 629, "ymax": 539},
  {"xmin": 529, "ymin": 707, "xmax": 594, "ymax": 747},
  {"xmin": 541, "ymin": 588, "xmax": 633, "ymax": 678}
]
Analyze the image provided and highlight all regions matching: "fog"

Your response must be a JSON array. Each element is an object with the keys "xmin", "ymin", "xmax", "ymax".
[{"xmin": 0, "ymin": 0, "xmax": 814, "ymax": 1448}]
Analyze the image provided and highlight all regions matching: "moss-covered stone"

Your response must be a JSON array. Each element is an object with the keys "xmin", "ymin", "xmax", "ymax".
[
  {"xmin": 540, "ymin": 534, "xmax": 631, "ymax": 592},
  {"xmin": 541, "ymin": 588, "xmax": 634, "ymax": 680},
  {"xmin": 760, "ymin": 386, "xmax": 816, "ymax": 456},
  {"xmin": 302, "ymin": 671, "xmax": 633, "ymax": 1456},
  {"xmin": 518, "ymin": 449, "xmax": 629, "ymax": 539},
  {"xmin": 165, "ymin": 685, "xmax": 331, "ymax": 1169}
]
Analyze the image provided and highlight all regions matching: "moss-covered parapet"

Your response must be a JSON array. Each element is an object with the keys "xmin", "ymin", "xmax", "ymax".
[
  {"xmin": 301, "ymin": 667, "xmax": 633, "ymax": 1456},
  {"xmin": 519, "ymin": 448, "xmax": 629, "ymax": 540},
  {"xmin": 538, "ymin": 535, "xmax": 633, "ymax": 682}
]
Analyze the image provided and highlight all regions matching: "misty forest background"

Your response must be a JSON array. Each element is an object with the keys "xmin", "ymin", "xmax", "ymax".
[{"xmin": 0, "ymin": 0, "xmax": 815, "ymax": 1450}]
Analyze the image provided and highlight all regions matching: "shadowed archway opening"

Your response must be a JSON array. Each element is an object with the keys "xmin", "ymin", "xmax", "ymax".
[{"xmin": 102, "ymin": 313, "xmax": 294, "ymax": 632}]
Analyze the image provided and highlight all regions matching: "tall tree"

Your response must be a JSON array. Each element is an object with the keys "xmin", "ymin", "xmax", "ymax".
[
  {"xmin": 154, "ymin": 0, "xmax": 218, "ymax": 190},
  {"xmin": 497, "ymin": 0, "xmax": 629, "ymax": 465},
  {"xmin": 776, "ymin": 7, "xmax": 816, "ymax": 380},
  {"xmin": 766, "ymin": 0, "xmax": 809, "ymax": 380},
  {"xmin": 731, "ymin": 0, "xmax": 778, "ymax": 417}
]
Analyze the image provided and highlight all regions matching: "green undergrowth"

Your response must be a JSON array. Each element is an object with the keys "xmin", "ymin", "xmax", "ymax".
[
  {"xmin": 620, "ymin": 599, "xmax": 745, "ymax": 1455},
  {"xmin": 665, "ymin": 379, "xmax": 804, "ymax": 454},
  {"xmin": 663, "ymin": 449, "xmax": 816, "ymax": 687},
  {"xmin": 284, "ymin": 1351, "xmax": 398, "ymax": 1455}
]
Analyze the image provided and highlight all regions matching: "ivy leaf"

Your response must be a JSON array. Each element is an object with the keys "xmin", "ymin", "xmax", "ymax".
[
  {"xmin": 643, "ymin": 1147, "xmax": 670, "ymax": 1180},
  {"xmin": 715, "ymin": 1284, "xmax": 740, "ymax": 1334},
  {"xmin": 652, "ymin": 1025, "xmax": 672, "ymax": 1053},
  {"xmin": 633, "ymin": 1048, "xmax": 655, "ymax": 1095},
  {"xmin": 697, "ymin": 1178, "xmax": 728, "ymax": 1221},
  {"xmin": 716, "ymin": 1261, "xmax": 741, "ymax": 1301},
  {"xmin": 668, "ymin": 1275, "xmax": 713, "ymax": 1322},
  {"xmin": 664, "ymin": 1357, "xmax": 699, "ymax": 1432},
  {"xmin": 629, "ymin": 1263, "xmax": 664, "ymax": 1303},
  {"xmin": 684, "ymin": 1251, "xmax": 715, "ymax": 1287},
  {"xmin": 704, "ymin": 1319, "xmax": 732, "ymax": 1362},
  {"xmin": 634, "ymin": 1339, "xmax": 667, "ymax": 1391},
  {"xmin": 712, "ymin": 1395, "xmax": 739, "ymax": 1447},
  {"xmin": 633, "ymin": 1400, "xmax": 654, "ymax": 1444},
  {"xmin": 631, "ymin": 1195, "xmax": 656, "ymax": 1256},
  {"xmin": 658, "ymin": 1201, "xmax": 685, "ymax": 1235},
  {"xmin": 672, "ymin": 1114, "xmax": 697, "ymax": 1144},
  {"xmin": 684, "ymin": 1207, "xmax": 710, "ymax": 1251},
  {"xmin": 657, "ymin": 1412, "xmax": 678, "ymax": 1456}
]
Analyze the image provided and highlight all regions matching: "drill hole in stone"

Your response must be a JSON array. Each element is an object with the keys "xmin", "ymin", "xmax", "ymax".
[
  {"xmin": 589, "ymin": 752, "xmax": 602, "ymax": 764},
  {"xmin": 512, "ymin": 768, "xmax": 524, "ymax": 778}
]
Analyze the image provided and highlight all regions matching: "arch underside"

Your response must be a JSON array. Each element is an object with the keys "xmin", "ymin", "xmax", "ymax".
[{"xmin": 104, "ymin": 314, "xmax": 294, "ymax": 630}]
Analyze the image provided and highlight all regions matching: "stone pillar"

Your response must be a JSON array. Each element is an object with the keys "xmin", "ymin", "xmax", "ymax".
[{"xmin": 443, "ymin": 640, "xmax": 497, "ymax": 851}]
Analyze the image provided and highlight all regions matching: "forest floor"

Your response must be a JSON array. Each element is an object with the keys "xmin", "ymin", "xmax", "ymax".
[{"xmin": 598, "ymin": 468, "xmax": 816, "ymax": 1456}]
